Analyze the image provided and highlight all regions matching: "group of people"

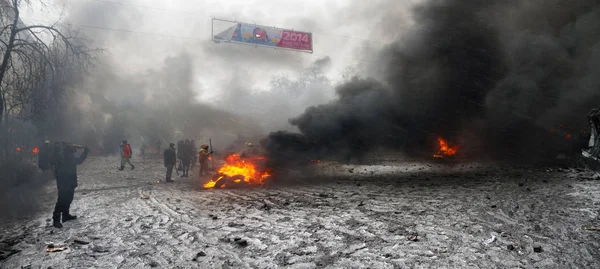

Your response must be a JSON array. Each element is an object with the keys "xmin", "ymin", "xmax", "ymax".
[
  {"xmin": 162, "ymin": 140, "xmax": 212, "ymax": 182},
  {"xmin": 176, "ymin": 139, "xmax": 197, "ymax": 177},
  {"xmin": 37, "ymin": 138, "xmax": 216, "ymax": 228}
]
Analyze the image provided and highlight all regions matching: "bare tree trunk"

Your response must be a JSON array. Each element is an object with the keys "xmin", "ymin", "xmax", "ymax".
[{"xmin": 0, "ymin": 4, "xmax": 19, "ymax": 124}]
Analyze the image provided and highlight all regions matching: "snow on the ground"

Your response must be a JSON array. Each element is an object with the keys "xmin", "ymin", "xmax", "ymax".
[{"xmin": 1, "ymin": 156, "xmax": 600, "ymax": 268}]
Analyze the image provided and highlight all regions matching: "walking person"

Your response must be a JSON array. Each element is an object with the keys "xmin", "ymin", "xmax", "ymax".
[
  {"xmin": 119, "ymin": 140, "xmax": 135, "ymax": 170},
  {"xmin": 52, "ymin": 144, "xmax": 89, "ymax": 228},
  {"xmin": 163, "ymin": 143, "xmax": 176, "ymax": 182}
]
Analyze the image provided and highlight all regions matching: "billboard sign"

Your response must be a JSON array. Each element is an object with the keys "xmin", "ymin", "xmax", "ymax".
[{"xmin": 213, "ymin": 19, "xmax": 313, "ymax": 53}]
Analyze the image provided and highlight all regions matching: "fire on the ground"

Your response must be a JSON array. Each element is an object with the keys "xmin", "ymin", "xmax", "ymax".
[
  {"xmin": 203, "ymin": 153, "xmax": 271, "ymax": 189},
  {"xmin": 433, "ymin": 137, "xmax": 459, "ymax": 158}
]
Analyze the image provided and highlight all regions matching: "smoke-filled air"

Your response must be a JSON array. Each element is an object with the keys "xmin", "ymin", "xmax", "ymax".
[
  {"xmin": 4, "ymin": 0, "xmax": 600, "ymax": 267},
  {"xmin": 266, "ymin": 0, "xmax": 600, "ymax": 164}
]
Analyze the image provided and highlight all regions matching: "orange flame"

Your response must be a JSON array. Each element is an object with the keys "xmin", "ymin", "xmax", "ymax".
[
  {"xmin": 433, "ymin": 137, "xmax": 458, "ymax": 158},
  {"xmin": 32, "ymin": 147, "xmax": 39, "ymax": 154},
  {"xmin": 203, "ymin": 154, "xmax": 271, "ymax": 189}
]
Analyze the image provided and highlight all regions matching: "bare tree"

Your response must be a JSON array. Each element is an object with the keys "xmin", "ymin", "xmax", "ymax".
[{"xmin": 0, "ymin": 0, "xmax": 92, "ymax": 123}]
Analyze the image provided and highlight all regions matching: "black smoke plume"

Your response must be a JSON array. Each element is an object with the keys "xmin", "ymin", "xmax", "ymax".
[{"xmin": 264, "ymin": 0, "xmax": 600, "ymax": 164}]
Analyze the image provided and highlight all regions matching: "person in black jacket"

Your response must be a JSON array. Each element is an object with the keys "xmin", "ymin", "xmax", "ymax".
[
  {"xmin": 163, "ymin": 143, "xmax": 177, "ymax": 182},
  {"xmin": 53, "ymin": 144, "xmax": 89, "ymax": 228}
]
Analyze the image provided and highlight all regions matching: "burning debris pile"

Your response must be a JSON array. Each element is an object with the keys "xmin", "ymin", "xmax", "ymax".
[
  {"xmin": 203, "ymin": 154, "xmax": 271, "ymax": 189},
  {"xmin": 433, "ymin": 137, "xmax": 459, "ymax": 158}
]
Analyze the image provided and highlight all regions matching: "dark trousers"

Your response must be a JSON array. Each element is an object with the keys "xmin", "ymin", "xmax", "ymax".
[
  {"xmin": 166, "ymin": 165, "xmax": 174, "ymax": 181},
  {"xmin": 53, "ymin": 185, "xmax": 75, "ymax": 221},
  {"xmin": 182, "ymin": 160, "xmax": 190, "ymax": 176}
]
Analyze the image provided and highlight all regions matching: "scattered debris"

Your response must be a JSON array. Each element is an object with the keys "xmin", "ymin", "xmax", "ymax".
[
  {"xmin": 582, "ymin": 225, "xmax": 600, "ymax": 231},
  {"xmin": 45, "ymin": 245, "xmax": 67, "ymax": 253},
  {"xmin": 192, "ymin": 251, "xmax": 207, "ymax": 261},
  {"xmin": 228, "ymin": 222, "xmax": 244, "ymax": 228},
  {"xmin": 533, "ymin": 245, "xmax": 543, "ymax": 253},
  {"xmin": 407, "ymin": 234, "xmax": 419, "ymax": 242},
  {"xmin": 358, "ymin": 201, "xmax": 365, "ymax": 207},
  {"xmin": 348, "ymin": 168, "xmax": 354, "ymax": 173},
  {"xmin": 234, "ymin": 238, "xmax": 248, "ymax": 247},
  {"xmin": 140, "ymin": 194, "xmax": 150, "ymax": 199},
  {"xmin": 148, "ymin": 261, "xmax": 159, "ymax": 267},
  {"xmin": 507, "ymin": 244, "xmax": 515, "ymax": 251},
  {"xmin": 73, "ymin": 239, "xmax": 90, "ymax": 245},
  {"xmin": 484, "ymin": 234, "xmax": 497, "ymax": 245},
  {"xmin": 260, "ymin": 203, "xmax": 271, "ymax": 211}
]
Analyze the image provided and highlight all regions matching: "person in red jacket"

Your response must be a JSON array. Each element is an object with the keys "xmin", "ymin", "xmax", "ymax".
[{"xmin": 119, "ymin": 140, "xmax": 135, "ymax": 170}]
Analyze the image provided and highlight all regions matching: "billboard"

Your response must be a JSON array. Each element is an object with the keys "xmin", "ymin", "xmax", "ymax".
[{"xmin": 212, "ymin": 18, "xmax": 313, "ymax": 53}]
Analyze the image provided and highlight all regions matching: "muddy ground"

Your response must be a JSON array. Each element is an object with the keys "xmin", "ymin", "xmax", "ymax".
[{"xmin": 1, "ymin": 156, "xmax": 600, "ymax": 269}]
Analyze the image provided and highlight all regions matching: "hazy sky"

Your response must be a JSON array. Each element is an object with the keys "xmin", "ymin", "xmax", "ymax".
[{"xmin": 21, "ymin": 0, "xmax": 420, "ymax": 102}]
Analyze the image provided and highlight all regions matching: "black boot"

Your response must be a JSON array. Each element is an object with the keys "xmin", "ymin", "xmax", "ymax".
[
  {"xmin": 62, "ymin": 213, "xmax": 77, "ymax": 222},
  {"xmin": 52, "ymin": 210, "xmax": 62, "ymax": 228},
  {"xmin": 131, "ymin": 165, "xmax": 135, "ymax": 170}
]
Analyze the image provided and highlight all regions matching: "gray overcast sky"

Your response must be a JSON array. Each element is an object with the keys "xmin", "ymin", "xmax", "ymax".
[{"xmin": 22, "ymin": 0, "xmax": 420, "ymax": 102}]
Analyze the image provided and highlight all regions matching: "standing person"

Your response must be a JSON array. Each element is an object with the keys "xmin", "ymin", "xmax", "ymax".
[
  {"xmin": 180, "ymin": 140, "xmax": 190, "ymax": 177},
  {"xmin": 198, "ymin": 144, "xmax": 212, "ymax": 176},
  {"xmin": 163, "ymin": 143, "xmax": 176, "ymax": 182},
  {"xmin": 119, "ymin": 140, "xmax": 135, "ymax": 170},
  {"xmin": 52, "ymin": 144, "xmax": 89, "ymax": 228}
]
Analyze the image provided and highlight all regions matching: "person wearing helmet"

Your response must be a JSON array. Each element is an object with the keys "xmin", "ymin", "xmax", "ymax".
[{"xmin": 198, "ymin": 144, "xmax": 212, "ymax": 176}]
